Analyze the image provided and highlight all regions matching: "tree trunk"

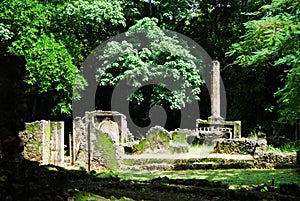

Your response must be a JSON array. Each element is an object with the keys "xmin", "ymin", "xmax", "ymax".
[{"xmin": 0, "ymin": 56, "xmax": 26, "ymax": 160}]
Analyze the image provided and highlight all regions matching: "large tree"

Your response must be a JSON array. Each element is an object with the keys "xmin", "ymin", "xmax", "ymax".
[
  {"xmin": 0, "ymin": 0, "xmax": 125, "ymax": 119},
  {"xmin": 95, "ymin": 17, "xmax": 208, "ymax": 129},
  {"xmin": 229, "ymin": 0, "xmax": 300, "ymax": 125}
]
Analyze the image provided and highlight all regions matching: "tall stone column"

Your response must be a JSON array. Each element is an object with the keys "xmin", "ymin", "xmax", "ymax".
[
  {"xmin": 197, "ymin": 60, "xmax": 241, "ymax": 139},
  {"xmin": 209, "ymin": 60, "xmax": 223, "ymax": 122}
]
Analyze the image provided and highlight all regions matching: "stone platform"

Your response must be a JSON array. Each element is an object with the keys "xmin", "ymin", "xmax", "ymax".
[
  {"xmin": 121, "ymin": 153, "xmax": 254, "ymax": 161},
  {"xmin": 120, "ymin": 153, "xmax": 255, "ymax": 171}
]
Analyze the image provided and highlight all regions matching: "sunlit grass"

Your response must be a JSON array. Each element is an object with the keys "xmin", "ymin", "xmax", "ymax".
[
  {"xmin": 74, "ymin": 191, "xmax": 134, "ymax": 201},
  {"xmin": 188, "ymin": 144, "xmax": 214, "ymax": 155},
  {"xmin": 112, "ymin": 169, "xmax": 300, "ymax": 187},
  {"xmin": 267, "ymin": 141, "xmax": 300, "ymax": 154}
]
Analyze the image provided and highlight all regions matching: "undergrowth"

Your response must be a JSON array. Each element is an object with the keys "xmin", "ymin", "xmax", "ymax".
[{"xmin": 267, "ymin": 141, "xmax": 300, "ymax": 154}]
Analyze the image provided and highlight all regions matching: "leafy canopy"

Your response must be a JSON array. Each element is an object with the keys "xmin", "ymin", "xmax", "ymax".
[
  {"xmin": 96, "ymin": 17, "xmax": 205, "ymax": 110},
  {"xmin": 229, "ymin": 0, "xmax": 300, "ymax": 124},
  {"xmin": 0, "ymin": 0, "xmax": 125, "ymax": 116}
]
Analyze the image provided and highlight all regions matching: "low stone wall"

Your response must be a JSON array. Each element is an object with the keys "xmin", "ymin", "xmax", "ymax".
[
  {"xmin": 19, "ymin": 120, "xmax": 64, "ymax": 165},
  {"xmin": 213, "ymin": 138, "xmax": 267, "ymax": 155},
  {"xmin": 133, "ymin": 126, "xmax": 191, "ymax": 154},
  {"xmin": 254, "ymin": 152, "xmax": 296, "ymax": 164}
]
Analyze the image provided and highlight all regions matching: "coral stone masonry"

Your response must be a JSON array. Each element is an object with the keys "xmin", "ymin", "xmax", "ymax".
[
  {"xmin": 197, "ymin": 61, "xmax": 241, "ymax": 143},
  {"xmin": 71, "ymin": 110, "xmax": 134, "ymax": 170},
  {"xmin": 19, "ymin": 120, "xmax": 64, "ymax": 166}
]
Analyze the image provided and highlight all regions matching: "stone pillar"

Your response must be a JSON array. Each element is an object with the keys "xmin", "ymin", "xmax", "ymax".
[
  {"xmin": 209, "ymin": 60, "xmax": 223, "ymax": 122},
  {"xmin": 71, "ymin": 117, "xmax": 84, "ymax": 164},
  {"xmin": 120, "ymin": 114, "xmax": 127, "ymax": 143},
  {"xmin": 50, "ymin": 121, "xmax": 64, "ymax": 166}
]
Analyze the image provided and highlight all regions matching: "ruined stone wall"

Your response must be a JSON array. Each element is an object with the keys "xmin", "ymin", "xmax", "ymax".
[
  {"xmin": 213, "ymin": 138, "xmax": 267, "ymax": 155},
  {"xmin": 19, "ymin": 120, "xmax": 64, "ymax": 166},
  {"xmin": 0, "ymin": 56, "xmax": 26, "ymax": 160},
  {"xmin": 72, "ymin": 111, "xmax": 125, "ymax": 170}
]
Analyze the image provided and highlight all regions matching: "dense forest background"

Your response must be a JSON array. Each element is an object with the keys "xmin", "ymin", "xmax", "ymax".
[{"xmin": 0, "ymin": 0, "xmax": 299, "ymax": 136}]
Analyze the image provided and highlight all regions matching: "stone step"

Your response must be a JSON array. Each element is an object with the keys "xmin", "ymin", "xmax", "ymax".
[
  {"xmin": 121, "ymin": 163, "xmax": 172, "ymax": 171},
  {"xmin": 121, "ymin": 153, "xmax": 253, "ymax": 163},
  {"xmin": 120, "ymin": 161, "xmax": 258, "ymax": 171},
  {"xmin": 120, "ymin": 153, "xmax": 255, "ymax": 170}
]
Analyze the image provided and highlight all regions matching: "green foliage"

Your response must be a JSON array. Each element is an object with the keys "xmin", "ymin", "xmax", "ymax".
[
  {"xmin": 229, "ymin": 0, "xmax": 300, "ymax": 124},
  {"xmin": 57, "ymin": 0, "xmax": 126, "ymax": 65},
  {"xmin": 1, "ymin": 0, "xmax": 296, "ymax": 129},
  {"xmin": 120, "ymin": 0, "xmax": 194, "ymax": 29},
  {"xmin": 0, "ymin": 0, "xmax": 125, "ymax": 116},
  {"xmin": 0, "ymin": 23, "xmax": 13, "ymax": 41},
  {"xmin": 267, "ymin": 141, "xmax": 300, "ymax": 154},
  {"xmin": 0, "ymin": 23, "xmax": 13, "ymax": 53},
  {"xmin": 9, "ymin": 33, "xmax": 79, "ymax": 115},
  {"xmin": 275, "ymin": 67, "xmax": 300, "ymax": 124},
  {"xmin": 97, "ymin": 17, "xmax": 204, "ymax": 110}
]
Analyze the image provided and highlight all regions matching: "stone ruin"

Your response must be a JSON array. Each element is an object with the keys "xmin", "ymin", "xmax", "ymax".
[
  {"xmin": 70, "ymin": 110, "xmax": 202, "ymax": 170},
  {"xmin": 18, "ymin": 60, "xmax": 244, "ymax": 171},
  {"xmin": 132, "ymin": 126, "xmax": 194, "ymax": 154},
  {"xmin": 70, "ymin": 110, "xmax": 134, "ymax": 170},
  {"xmin": 19, "ymin": 120, "xmax": 64, "ymax": 166},
  {"xmin": 17, "ymin": 60, "xmax": 247, "ymax": 171},
  {"xmin": 197, "ymin": 61, "xmax": 241, "ymax": 144}
]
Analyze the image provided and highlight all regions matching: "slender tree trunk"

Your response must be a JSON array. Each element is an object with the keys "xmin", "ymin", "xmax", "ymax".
[{"xmin": 31, "ymin": 94, "xmax": 37, "ymax": 121}]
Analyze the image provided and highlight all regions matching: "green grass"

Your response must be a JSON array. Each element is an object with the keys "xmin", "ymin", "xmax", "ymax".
[
  {"xmin": 74, "ymin": 191, "xmax": 107, "ymax": 201},
  {"xmin": 111, "ymin": 169, "xmax": 300, "ymax": 188},
  {"xmin": 267, "ymin": 141, "xmax": 300, "ymax": 154},
  {"xmin": 188, "ymin": 144, "xmax": 214, "ymax": 155},
  {"xmin": 74, "ymin": 191, "xmax": 134, "ymax": 201},
  {"xmin": 74, "ymin": 169, "xmax": 300, "ymax": 200}
]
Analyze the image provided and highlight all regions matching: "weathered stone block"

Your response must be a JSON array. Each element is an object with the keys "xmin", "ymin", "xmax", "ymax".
[
  {"xmin": 213, "ymin": 138, "xmax": 267, "ymax": 155},
  {"xmin": 92, "ymin": 130, "xmax": 120, "ymax": 170},
  {"xmin": 170, "ymin": 129, "xmax": 192, "ymax": 153},
  {"xmin": 19, "ymin": 122, "xmax": 44, "ymax": 162},
  {"xmin": 196, "ymin": 119, "xmax": 241, "ymax": 143},
  {"xmin": 135, "ymin": 126, "xmax": 172, "ymax": 154},
  {"xmin": 97, "ymin": 120, "xmax": 119, "ymax": 145},
  {"xmin": 72, "ymin": 111, "xmax": 131, "ymax": 170},
  {"xmin": 19, "ymin": 120, "xmax": 64, "ymax": 166}
]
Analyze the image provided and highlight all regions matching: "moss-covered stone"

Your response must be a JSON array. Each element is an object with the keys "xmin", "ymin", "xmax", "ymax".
[
  {"xmin": 19, "ymin": 122, "xmax": 44, "ymax": 162},
  {"xmin": 94, "ymin": 131, "xmax": 120, "ymax": 171},
  {"xmin": 170, "ymin": 130, "xmax": 190, "ymax": 153},
  {"xmin": 19, "ymin": 121, "xmax": 65, "ymax": 165},
  {"xmin": 214, "ymin": 138, "xmax": 267, "ymax": 155},
  {"xmin": 135, "ymin": 126, "xmax": 172, "ymax": 154}
]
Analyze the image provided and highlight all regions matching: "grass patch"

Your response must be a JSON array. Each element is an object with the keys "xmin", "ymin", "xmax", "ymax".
[
  {"xmin": 74, "ymin": 191, "xmax": 107, "ymax": 201},
  {"xmin": 267, "ymin": 141, "xmax": 300, "ymax": 154},
  {"xmin": 188, "ymin": 144, "xmax": 214, "ymax": 155},
  {"xmin": 74, "ymin": 191, "xmax": 134, "ymax": 201},
  {"xmin": 112, "ymin": 169, "xmax": 300, "ymax": 187}
]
